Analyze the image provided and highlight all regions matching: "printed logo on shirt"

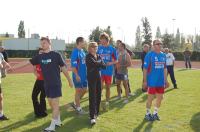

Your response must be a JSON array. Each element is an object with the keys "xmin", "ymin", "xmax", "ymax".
[{"xmin": 41, "ymin": 59, "xmax": 52, "ymax": 64}]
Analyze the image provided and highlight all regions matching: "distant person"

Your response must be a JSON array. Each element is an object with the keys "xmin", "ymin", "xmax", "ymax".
[
  {"xmin": 0, "ymin": 53, "xmax": 12, "ymax": 121},
  {"xmin": 70, "ymin": 37, "xmax": 88, "ymax": 115},
  {"xmin": 86, "ymin": 42, "xmax": 106, "ymax": 125},
  {"xmin": 32, "ymin": 48, "xmax": 47, "ymax": 118},
  {"xmin": 165, "ymin": 48, "xmax": 177, "ymax": 89},
  {"xmin": 0, "ymin": 46, "xmax": 8, "ymax": 78},
  {"xmin": 141, "ymin": 44, "xmax": 149, "ymax": 92},
  {"xmin": 143, "ymin": 40, "xmax": 169, "ymax": 121},
  {"xmin": 116, "ymin": 43, "xmax": 132, "ymax": 103},
  {"xmin": 183, "ymin": 48, "xmax": 192, "ymax": 69}
]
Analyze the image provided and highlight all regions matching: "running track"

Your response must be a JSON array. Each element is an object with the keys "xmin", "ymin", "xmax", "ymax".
[{"xmin": 8, "ymin": 59, "xmax": 200, "ymax": 74}]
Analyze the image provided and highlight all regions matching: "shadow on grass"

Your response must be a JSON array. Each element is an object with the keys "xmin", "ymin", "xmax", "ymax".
[
  {"xmin": 177, "ymin": 68, "xmax": 188, "ymax": 72},
  {"xmin": 133, "ymin": 119, "xmax": 153, "ymax": 132},
  {"xmin": 0, "ymin": 111, "xmax": 37, "ymax": 132},
  {"xmin": 106, "ymin": 88, "xmax": 145, "ymax": 111},
  {"xmin": 190, "ymin": 112, "xmax": 200, "ymax": 132},
  {"xmin": 139, "ymin": 88, "xmax": 175, "ymax": 103},
  {"xmin": 21, "ymin": 104, "xmax": 92, "ymax": 132}
]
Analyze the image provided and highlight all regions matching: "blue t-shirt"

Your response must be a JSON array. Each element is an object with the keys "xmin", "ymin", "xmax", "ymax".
[
  {"xmin": 97, "ymin": 45, "xmax": 118, "ymax": 76},
  {"xmin": 143, "ymin": 51, "xmax": 166, "ymax": 87},
  {"xmin": 70, "ymin": 48, "xmax": 87, "ymax": 82},
  {"xmin": 30, "ymin": 51, "xmax": 65, "ymax": 88}
]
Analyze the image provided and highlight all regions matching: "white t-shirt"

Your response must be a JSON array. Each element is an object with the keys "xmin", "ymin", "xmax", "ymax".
[
  {"xmin": 0, "ymin": 53, "xmax": 4, "ymax": 82},
  {"xmin": 166, "ymin": 53, "xmax": 175, "ymax": 66}
]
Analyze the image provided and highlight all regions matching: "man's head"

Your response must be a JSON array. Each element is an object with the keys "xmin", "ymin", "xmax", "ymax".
[
  {"xmin": 99, "ymin": 32, "xmax": 110, "ymax": 46},
  {"xmin": 153, "ymin": 40, "xmax": 162, "ymax": 52},
  {"xmin": 76, "ymin": 37, "xmax": 85, "ymax": 48},
  {"xmin": 88, "ymin": 42, "xmax": 98, "ymax": 54},
  {"xmin": 143, "ymin": 44, "xmax": 149, "ymax": 52},
  {"xmin": 118, "ymin": 43, "xmax": 126, "ymax": 52},
  {"xmin": 164, "ymin": 48, "xmax": 169, "ymax": 53},
  {"xmin": 40, "ymin": 37, "xmax": 51, "ymax": 51}
]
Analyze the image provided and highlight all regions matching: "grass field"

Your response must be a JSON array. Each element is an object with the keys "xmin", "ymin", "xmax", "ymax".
[{"xmin": 0, "ymin": 68, "xmax": 200, "ymax": 132}]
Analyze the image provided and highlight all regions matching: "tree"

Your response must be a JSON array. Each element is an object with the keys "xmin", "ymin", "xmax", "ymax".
[
  {"xmin": 135, "ymin": 25, "xmax": 142, "ymax": 51},
  {"xmin": 89, "ymin": 26, "xmax": 103, "ymax": 43},
  {"xmin": 161, "ymin": 30, "xmax": 173, "ymax": 49},
  {"xmin": 141, "ymin": 17, "xmax": 152, "ymax": 46},
  {"xmin": 103, "ymin": 26, "xmax": 114, "ymax": 44},
  {"xmin": 155, "ymin": 26, "xmax": 161, "ymax": 39},
  {"xmin": 174, "ymin": 28, "xmax": 181, "ymax": 51},
  {"xmin": 5, "ymin": 32, "xmax": 9, "ymax": 37},
  {"xmin": 18, "ymin": 20, "xmax": 25, "ymax": 38}
]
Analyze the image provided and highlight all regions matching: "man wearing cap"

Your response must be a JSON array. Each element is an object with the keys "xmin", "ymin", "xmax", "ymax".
[{"xmin": 143, "ymin": 40, "xmax": 169, "ymax": 121}]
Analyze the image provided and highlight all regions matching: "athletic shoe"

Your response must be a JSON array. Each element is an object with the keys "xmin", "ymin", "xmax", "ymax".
[
  {"xmin": 90, "ymin": 119, "xmax": 96, "ymax": 125},
  {"xmin": 123, "ymin": 99, "xmax": 129, "ymax": 104},
  {"xmin": 55, "ymin": 120, "xmax": 62, "ymax": 127},
  {"xmin": 144, "ymin": 114, "xmax": 154, "ymax": 121},
  {"xmin": 77, "ymin": 109, "xmax": 88, "ymax": 115},
  {"xmin": 174, "ymin": 84, "xmax": 178, "ymax": 89},
  {"xmin": 115, "ymin": 95, "xmax": 121, "ymax": 100},
  {"xmin": 43, "ymin": 127, "xmax": 55, "ymax": 132},
  {"xmin": 0, "ymin": 115, "xmax": 9, "ymax": 121},
  {"xmin": 70, "ymin": 102, "xmax": 77, "ymax": 110},
  {"xmin": 128, "ymin": 93, "xmax": 135, "ymax": 97},
  {"xmin": 152, "ymin": 113, "xmax": 160, "ymax": 121}
]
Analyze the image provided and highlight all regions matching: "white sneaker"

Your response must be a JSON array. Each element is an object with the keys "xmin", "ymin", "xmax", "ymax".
[
  {"xmin": 128, "ymin": 93, "xmax": 135, "ymax": 97},
  {"xmin": 77, "ymin": 109, "xmax": 88, "ymax": 115},
  {"xmin": 123, "ymin": 99, "xmax": 129, "ymax": 104},
  {"xmin": 115, "ymin": 95, "xmax": 121, "ymax": 100},
  {"xmin": 44, "ymin": 120, "xmax": 56, "ymax": 132},
  {"xmin": 55, "ymin": 120, "xmax": 62, "ymax": 127},
  {"xmin": 90, "ymin": 119, "xmax": 96, "ymax": 125}
]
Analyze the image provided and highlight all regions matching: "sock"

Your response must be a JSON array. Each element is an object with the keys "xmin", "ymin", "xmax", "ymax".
[
  {"xmin": 45, "ymin": 119, "xmax": 56, "ymax": 130},
  {"xmin": 146, "ymin": 108, "xmax": 151, "ymax": 115},
  {"xmin": 76, "ymin": 107, "xmax": 82, "ymax": 111},
  {"xmin": 153, "ymin": 107, "xmax": 158, "ymax": 115},
  {"xmin": 0, "ymin": 110, "xmax": 3, "ymax": 117}
]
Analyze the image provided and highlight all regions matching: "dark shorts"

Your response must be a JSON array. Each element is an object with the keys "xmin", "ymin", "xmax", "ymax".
[
  {"xmin": 44, "ymin": 85, "xmax": 62, "ymax": 98},
  {"xmin": 73, "ymin": 78, "xmax": 88, "ymax": 89},
  {"xmin": 116, "ymin": 73, "xmax": 128, "ymax": 81}
]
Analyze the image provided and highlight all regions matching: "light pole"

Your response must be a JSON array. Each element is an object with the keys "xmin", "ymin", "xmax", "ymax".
[{"xmin": 172, "ymin": 18, "xmax": 176, "ymax": 37}]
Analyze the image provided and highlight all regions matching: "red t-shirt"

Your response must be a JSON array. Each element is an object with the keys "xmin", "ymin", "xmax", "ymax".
[{"xmin": 36, "ymin": 65, "xmax": 44, "ymax": 80}]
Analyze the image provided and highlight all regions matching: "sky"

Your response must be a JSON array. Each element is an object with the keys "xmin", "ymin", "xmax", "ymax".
[{"xmin": 0, "ymin": 0, "xmax": 200, "ymax": 46}]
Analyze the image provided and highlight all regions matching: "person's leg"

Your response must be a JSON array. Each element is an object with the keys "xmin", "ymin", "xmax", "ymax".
[
  {"xmin": 146, "ymin": 94, "xmax": 154, "ymax": 114},
  {"xmin": 96, "ymin": 78, "xmax": 102, "ymax": 117},
  {"xmin": 45, "ymin": 97, "xmax": 60, "ymax": 131},
  {"xmin": 152, "ymin": 93, "xmax": 164, "ymax": 121},
  {"xmin": 122, "ymin": 80, "xmax": 129, "ymax": 99},
  {"xmin": 185, "ymin": 58, "xmax": 188, "ymax": 68},
  {"xmin": 105, "ymin": 83, "xmax": 111, "ymax": 102},
  {"xmin": 116, "ymin": 79, "xmax": 122, "ymax": 97},
  {"xmin": 88, "ymin": 79, "xmax": 96, "ymax": 119},
  {"xmin": 75, "ymin": 88, "xmax": 81, "ymax": 108},
  {"xmin": 32, "ymin": 80, "xmax": 41, "ymax": 116},
  {"xmin": 0, "ymin": 90, "xmax": 3, "ymax": 116},
  {"xmin": 188, "ymin": 57, "xmax": 192, "ymax": 68},
  {"xmin": 168, "ymin": 66, "xmax": 177, "ymax": 88},
  {"xmin": 39, "ymin": 81, "xmax": 47, "ymax": 115}
]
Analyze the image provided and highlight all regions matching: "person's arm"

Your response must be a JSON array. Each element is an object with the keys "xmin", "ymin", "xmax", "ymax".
[
  {"xmin": 171, "ymin": 53, "xmax": 175, "ymax": 66},
  {"xmin": 164, "ymin": 67, "xmax": 169, "ymax": 88},
  {"xmin": 61, "ymin": 66, "xmax": 73, "ymax": 88},
  {"xmin": 70, "ymin": 50, "xmax": 81, "ymax": 82},
  {"xmin": 142, "ymin": 53, "xmax": 150, "ymax": 89},
  {"xmin": 86, "ymin": 55, "xmax": 106, "ymax": 69}
]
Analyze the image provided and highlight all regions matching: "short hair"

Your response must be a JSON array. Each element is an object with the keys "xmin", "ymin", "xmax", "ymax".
[
  {"xmin": 116, "ymin": 40, "xmax": 122, "ymax": 43},
  {"xmin": 153, "ymin": 39, "xmax": 162, "ymax": 45},
  {"xmin": 76, "ymin": 37, "xmax": 84, "ymax": 45},
  {"xmin": 99, "ymin": 32, "xmax": 110, "ymax": 42},
  {"xmin": 40, "ymin": 36, "xmax": 50, "ymax": 44},
  {"xmin": 143, "ymin": 44, "xmax": 149, "ymax": 48},
  {"xmin": 88, "ymin": 42, "xmax": 98, "ymax": 48}
]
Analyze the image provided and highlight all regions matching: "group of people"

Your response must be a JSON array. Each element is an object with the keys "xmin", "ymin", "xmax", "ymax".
[{"xmin": 0, "ymin": 32, "xmax": 184, "ymax": 131}]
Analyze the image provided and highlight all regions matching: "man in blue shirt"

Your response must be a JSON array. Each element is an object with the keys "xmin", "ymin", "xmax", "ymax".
[
  {"xmin": 143, "ymin": 40, "xmax": 169, "ymax": 121},
  {"xmin": 97, "ymin": 33, "xmax": 118, "ymax": 107},
  {"xmin": 30, "ymin": 37, "xmax": 73, "ymax": 131},
  {"xmin": 70, "ymin": 37, "xmax": 88, "ymax": 115}
]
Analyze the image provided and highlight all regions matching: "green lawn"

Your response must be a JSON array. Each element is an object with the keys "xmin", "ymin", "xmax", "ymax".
[{"xmin": 0, "ymin": 69, "xmax": 200, "ymax": 132}]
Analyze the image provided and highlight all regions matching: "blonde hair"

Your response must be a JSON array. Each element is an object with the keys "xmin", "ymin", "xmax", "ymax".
[
  {"xmin": 88, "ymin": 42, "xmax": 98, "ymax": 51},
  {"xmin": 99, "ymin": 32, "xmax": 110, "ymax": 42}
]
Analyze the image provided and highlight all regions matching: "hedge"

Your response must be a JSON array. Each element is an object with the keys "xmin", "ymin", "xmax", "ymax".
[{"xmin": 5, "ymin": 50, "xmax": 200, "ymax": 61}]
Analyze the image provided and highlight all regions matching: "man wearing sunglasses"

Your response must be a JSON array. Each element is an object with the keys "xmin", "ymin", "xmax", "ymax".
[{"xmin": 143, "ymin": 40, "xmax": 169, "ymax": 121}]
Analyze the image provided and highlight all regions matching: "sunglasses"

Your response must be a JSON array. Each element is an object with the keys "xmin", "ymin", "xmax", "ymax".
[{"xmin": 154, "ymin": 43, "xmax": 162, "ymax": 45}]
